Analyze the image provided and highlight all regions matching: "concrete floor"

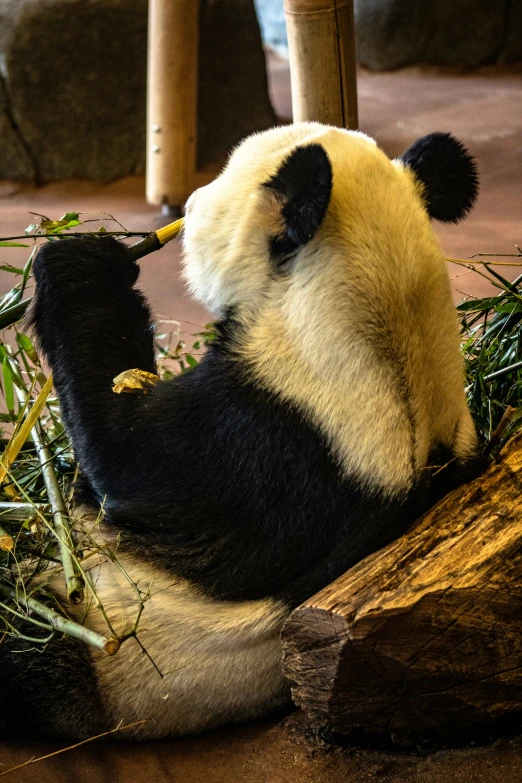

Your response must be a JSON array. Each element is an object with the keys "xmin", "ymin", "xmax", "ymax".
[{"xmin": 0, "ymin": 60, "xmax": 521, "ymax": 782}]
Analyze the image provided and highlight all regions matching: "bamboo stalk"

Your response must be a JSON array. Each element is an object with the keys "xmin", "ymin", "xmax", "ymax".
[
  {"xmin": 7, "ymin": 360, "xmax": 84, "ymax": 604},
  {"xmin": 0, "ymin": 219, "xmax": 185, "ymax": 330},
  {"xmin": 0, "ymin": 582, "xmax": 119, "ymax": 655},
  {"xmin": 0, "ymin": 502, "xmax": 51, "ymax": 520},
  {"xmin": 284, "ymin": 0, "xmax": 358, "ymax": 128}
]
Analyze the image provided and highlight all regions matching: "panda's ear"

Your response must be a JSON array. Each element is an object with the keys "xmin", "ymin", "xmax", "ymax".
[
  {"xmin": 264, "ymin": 144, "xmax": 333, "ymax": 265},
  {"xmin": 399, "ymin": 133, "xmax": 479, "ymax": 223}
]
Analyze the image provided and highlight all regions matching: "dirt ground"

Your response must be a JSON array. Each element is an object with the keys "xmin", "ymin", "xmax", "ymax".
[
  {"xmin": 0, "ymin": 60, "xmax": 521, "ymax": 781},
  {"xmin": 2, "ymin": 714, "xmax": 522, "ymax": 782}
]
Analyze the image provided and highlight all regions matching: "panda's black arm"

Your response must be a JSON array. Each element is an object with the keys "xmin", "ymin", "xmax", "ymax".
[{"xmin": 30, "ymin": 236, "xmax": 158, "ymax": 498}]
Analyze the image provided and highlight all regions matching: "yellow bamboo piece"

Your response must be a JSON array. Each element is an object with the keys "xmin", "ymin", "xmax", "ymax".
[
  {"xmin": 0, "ymin": 373, "xmax": 54, "ymax": 487},
  {"xmin": 155, "ymin": 217, "xmax": 184, "ymax": 246},
  {"xmin": 284, "ymin": 0, "xmax": 358, "ymax": 129}
]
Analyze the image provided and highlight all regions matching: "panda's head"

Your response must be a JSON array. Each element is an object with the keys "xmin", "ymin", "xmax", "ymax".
[{"xmin": 182, "ymin": 123, "xmax": 478, "ymax": 317}]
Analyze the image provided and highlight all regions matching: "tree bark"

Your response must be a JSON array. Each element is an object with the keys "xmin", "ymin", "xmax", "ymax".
[{"xmin": 282, "ymin": 432, "xmax": 522, "ymax": 742}]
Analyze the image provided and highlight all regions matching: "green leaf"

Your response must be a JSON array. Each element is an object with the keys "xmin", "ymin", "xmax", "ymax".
[
  {"xmin": 0, "ymin": 265, "xmax": 24, "ymax": 275},
  {"xmin": 185, "ymin": 354, "xmax": 198, "ymax": 368},
  {"xmin": 2, "ymin": 358, "xmax": 14, "ymax": 416},
  {"xmin": 0, "ymin": 243, "xmax": 30, "ymax": 249},
  {"xmin": 40, "ymin": 218, "xmax": 82, "ymax": 234},
  {"xmin": 457, "ymin": 297, "xmax": 501, "ymax": 312},
  {"xmin": 20, "ymin": 253, "xmax": 34, "ymax": 295},
  {"xmin": 49, "ymin": 219, "xmax": 81, "ymax": 234},
  {"xmin": 494, "ymin": 303, "xmax": 522, "ymax": 314},
  {"xmin": 16, "ymin": 333, "xmax": 38, "ymax": 364},
  {"xmin": 60, "ymin": 212, "xmax": 80, "ymax": 221}
]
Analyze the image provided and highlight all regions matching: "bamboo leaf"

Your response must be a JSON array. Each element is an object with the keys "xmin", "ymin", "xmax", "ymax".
[
  {"xmin": 16, "ymin": 333, "xmax": 39, "ymax": 364},
  {"xmin": 0, "ymin": 244, "xmax": 29, "ymax": 250},
  {"xmin": 0, "ymin": 374, "xmax": 54, "ymax": 485},
  {"xmin": 20, "ymin": 251, "xmax": 35, "ymax": 295},
  {"xmin": 2, "ymin": 359, "xmax": 14, "ymax": 417}
]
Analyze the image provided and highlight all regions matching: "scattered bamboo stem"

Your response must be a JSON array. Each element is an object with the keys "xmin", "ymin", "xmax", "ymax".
[
  {"xmin": 0, "ymin": 524, "xmax": 14, "ymax": 551},
  {"xmin": 0, "ymin": 219, "xmax": 185, "ymax": 330},
  {"xmin": 30, "ymin": 420, "xmax": 84, "ymax": 603},
  {"xmin": 0, "ymin": 231, "xmax": 150, "ymax": 241},
  {"xmin": 446, "ymin": 257, "xmax": 522, "ymax": 267},
  {"xmin": 0, "ymin": 719, "xmax": 146, "ymax": 777},
  {"xmin": 7, "ymin": 359, "xmax": 84, "ymax": 604},
  {"xmin": 0, "ymin": 582, "xmax": 119, "ymax": 655},
  {"xmin": 484, "ymin": 360, "xmax": 522, "ymax": 381},
  {"xmin": 0, "ymin": 501, "xmax": 51, "ymax": 520}
]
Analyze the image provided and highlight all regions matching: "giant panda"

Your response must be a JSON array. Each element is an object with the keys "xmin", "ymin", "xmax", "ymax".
[{"xmin": 1, "ymin": 122, "xmax": 481, "ymax": 741}]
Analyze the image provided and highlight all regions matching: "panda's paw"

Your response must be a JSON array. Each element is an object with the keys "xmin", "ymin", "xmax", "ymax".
[{"xmin": 33, "ymin": 235, "xmax": 140, "ymax": 290}]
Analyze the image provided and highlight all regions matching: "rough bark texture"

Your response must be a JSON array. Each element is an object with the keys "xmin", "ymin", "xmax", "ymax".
[{"xmin": 282, "ymin": 432, "xmax": 522, "ymax": 743}]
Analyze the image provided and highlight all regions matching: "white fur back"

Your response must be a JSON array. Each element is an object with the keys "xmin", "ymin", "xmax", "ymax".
[{"xmin": 183, "ymin": 123, "xmax": 477, "ymax": 494}]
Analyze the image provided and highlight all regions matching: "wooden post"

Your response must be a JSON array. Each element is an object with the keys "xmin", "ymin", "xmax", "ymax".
[
  {"xmin": 282, "ymin": 433, "xmax": 522, "ymax": 742},
  {"xmin": 284, "ymin": 0, "xmax": 358, "ymax": 129},
  {"xmin": 146, "ymin": 0, "xmax": 199, "ymax": 213}
]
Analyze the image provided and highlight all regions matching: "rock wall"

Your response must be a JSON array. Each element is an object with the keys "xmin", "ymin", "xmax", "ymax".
[
  {"xmin": 0, "ymin": 0, "xmax": 275, "ymax": 183},
  {"xmin": 255, "ymin": 0, "xmax": 522, "ymax": 70}
]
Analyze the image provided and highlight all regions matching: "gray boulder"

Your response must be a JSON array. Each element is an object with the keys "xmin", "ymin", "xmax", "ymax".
[
  {"xmin": 354, "ymin": 0, "xmax": 508, "ymax": 71},
  {"xmin": 0, "ymin": 71, "xmax": 35, "ymax": 181},
  {"xmin": 501, "ymin": 1, "xmax": 522, "ymax": 64},
  {"xmin": 0, "ymin": 0, "xmax": 275, "ymax": 183},
  {"xmin": 254, "ymin": 0, "xmax": 521, "ymax": 71}
]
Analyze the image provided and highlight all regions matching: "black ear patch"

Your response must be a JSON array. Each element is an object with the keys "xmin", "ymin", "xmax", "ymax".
[
  {"xmin": 264, "ymin": 144, "xmax": 333, "ymax": 265},
  {"xmin": 400, "ymin": 133, "xmax": 479, "ymax": 223}
]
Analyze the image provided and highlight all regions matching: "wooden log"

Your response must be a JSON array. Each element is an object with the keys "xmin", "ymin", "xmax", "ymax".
[
  {"xmin": 146, "ymin": 0, "xmax": 199, "ymax": 211},
  {"xmin": 284, "ymin": 0, "xmax": 358, "ymax": 129},
  {"xmin": 282, "ymin": 432, "xmax": 522, "ymax": 742}
]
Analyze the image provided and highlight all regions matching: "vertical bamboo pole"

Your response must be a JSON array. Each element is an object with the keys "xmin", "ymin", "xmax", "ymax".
[
  {"xmin": 284, "ymin": 0, "xmax": 358, "ymax": 129},
  {"xmin": 146, "ymin": 0, "xmax": 200, "ymax": 213}
]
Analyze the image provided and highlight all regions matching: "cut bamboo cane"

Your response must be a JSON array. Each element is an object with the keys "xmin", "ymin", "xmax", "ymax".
[
  {"xmin": 284, "ymin": 0, "xmax": 358, "ymax": 129},
  {"xmin": 0, "ymin": 582, "xmax": 119, "ymax": 655},
  {"xmin": 0, "ymin": 502, "xmax": 51, "ymax": 521},
  {"xmin": 8, "ymin": 361, "xmax": 84, "ymax": 604},
  {"xmin": 146, "ymin": 0, "xmax": 200, "ymax": 210}
]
